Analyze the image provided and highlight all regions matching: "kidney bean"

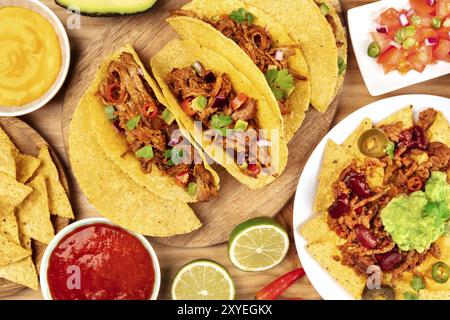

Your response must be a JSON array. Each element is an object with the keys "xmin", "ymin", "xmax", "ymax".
[
  {"xmin": 376, "ymin": 250, "xmax": 403, "ymax": 271},
  {"xmin": 344, "ymin": 171, "xmax": 373, "ymax": 198},
  {"xmin": 398, "ymin": 125, "xmax": 428, "ymax": 151},
  {"xmin": 355, "ymin": 225, "xmax": 378, "ymax": 249},
  {"xmin": 328, "ymin": 194, "xmax": 349, "ymax": 219}
]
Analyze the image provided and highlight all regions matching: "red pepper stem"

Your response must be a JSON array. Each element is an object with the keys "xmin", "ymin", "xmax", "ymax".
[{"xmin": 255, "ymin": 268, "xmax": 306, "ymax": 300}]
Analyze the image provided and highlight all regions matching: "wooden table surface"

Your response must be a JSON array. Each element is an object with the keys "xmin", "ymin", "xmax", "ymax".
[{"xmin": 4, "ymin": 0, "xmax": 449, "ymax": 300}]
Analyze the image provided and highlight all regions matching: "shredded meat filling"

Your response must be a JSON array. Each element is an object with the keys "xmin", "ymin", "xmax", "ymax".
[{"xmin": 97, "ymin": 53, "xmax": 217, "ymax": 201}]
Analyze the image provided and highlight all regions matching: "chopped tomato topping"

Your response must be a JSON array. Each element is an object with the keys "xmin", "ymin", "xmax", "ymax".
[
  {"xmin": 175, "ymin": 172, "xmax": 190, "ymax": 186},
  {"xmin": 410, "ymin": 0, "xmax": 436, "ymax": 15},
  {"xmin": 181, "ymin": 99, "xmax": 197, "ymax": 116},
  {"xmin": 371, "ymin": 32, "xmax": 392, "ymax": 54},
  {"xmin": 380, "ymin": 8, "xmax": 402, "ymax": 30},
  {"xmin": 436, "ymin": 0, "xmax": 450, "ymax": 16},
  {"xmin": 247, "ymin": 164, "xmax": 260, "ymax": 177},
  {"xmin": 433, "ymin": 39, "xmax": 450, "ymax": 61},
  {"xmin": 407, "ymin": 45, "xmax": 433, "ymax": 72},
  {"xmin": 230, "ymin": 93, "xmax": 248, "ymax": 110}
]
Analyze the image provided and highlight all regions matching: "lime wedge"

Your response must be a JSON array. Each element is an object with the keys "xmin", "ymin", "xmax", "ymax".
[
  {"xmin": 228, "ymin": 217, "xmax": 289, "ymax": 272},
  {"xmin": 171, "ymin": 260, "xmax": 235, "ymax": 300}
]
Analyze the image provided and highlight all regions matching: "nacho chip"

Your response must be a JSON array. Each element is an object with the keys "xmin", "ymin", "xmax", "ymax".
[
  {"xmin": 0, "ymin": 255, "xmax": 39, "ymax": 290},
  {"xmin": 0, "ymin": 232, "xmax": 31, "ymax": 266},
  {"xmin": 35, "ymin": 146, "xmax": 74, "ymax": 219},
  {"xmin": 376, "ymin": 106, "xmax": 413, "ymax": 129},
  {"xmin": 301, "ymin": 213, "xmax": 332, "ymax": 244},
  {"xmin": 16, "ymin": 174, "xmax": 54, "ymax": 244},
  {"xmin": 314, "ymin": 140, "xmax": 354, "ymax": 213},
  {"xmin": 342, "ymin": 118, "xmax": 372, "ymax": 161},
  {"xmin": 427, "ymin": 111, "xmax": 450, "ymax": 146},
  {"xmin": 0, "ymin": 140, "xmax": 15, "ymax": 178},
  {"xmin": 0, "ymin": 210, "xmax": 19, "ymax": 242},
  {"xmin": 15, "ymin": 152, "xmax": 41, "ymax": 184},
  {"xmin": 307, "ymin": 236, "xmax": 366, "ymax": 299},
  {"xmin": 0, "ymin": 172, "xmax": 32, "ymax": 215}
]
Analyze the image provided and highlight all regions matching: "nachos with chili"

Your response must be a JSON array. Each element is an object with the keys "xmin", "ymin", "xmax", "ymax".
[{"xmin": 302, "ymin": 106, "xmax": 450, "ymax": 299}]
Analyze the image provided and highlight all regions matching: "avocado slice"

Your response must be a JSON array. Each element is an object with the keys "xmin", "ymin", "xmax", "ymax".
[{"xmin": 55, "ymin": 0, "xmax": 158, "ymax": 17}]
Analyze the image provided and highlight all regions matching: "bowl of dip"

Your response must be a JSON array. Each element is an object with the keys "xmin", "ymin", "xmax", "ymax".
[
  {"xmin": 40, "ymin": 218, "xmax": 161, "ymax": 300},
  {"xmin": 0, "ymin": 0, "xmax": 70, "ymax": 116}
]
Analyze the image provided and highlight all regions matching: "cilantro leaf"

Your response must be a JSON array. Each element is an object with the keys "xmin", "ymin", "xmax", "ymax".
[
  {"xmin": 230, "ymin": 8, "xmax": 254, "ymax": 26},
  {"xmin": 264, "ymin": 69, "xmax": 294, "ymax": 100},
  {"xmin": 386, "ymin": 141, "xmax": 395, "ymax": 159},
  {"xmin": 410, "ymin": 275, "xmax": 425, "ymax": 292},
  {"xmin": 338, "ymin": 56, "xmax": 347, "ymax": 75}
]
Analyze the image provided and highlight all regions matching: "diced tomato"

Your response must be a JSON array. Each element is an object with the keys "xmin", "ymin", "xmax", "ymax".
[
  {"xmin": 247, "ymin": 164, "xmax": 260, "ymax": 177},
  {"xmin": 142, "ymin": 101, "xmax": 158, "ymax": 118},
  {"xmin": 433, "ymin": 38, "xmax": 450, "ymax": 60},
  {"xmin": 414, "ymin": 27, "xmax": 438, "ymax": 43},
  {"xmin": 436, "ymin": 0, "xmax": 450, "ymax": 16},
  {"xmin": 380, "ymin": 8, "xmax": 402, "ymax": 30},
  {"xmin": 377, "ymin": 46, "xmax": 403, "ymax": 65},
  {"xmin": 438, "ymin": 30, "xmax": 450, "ymax": 39},
  {"xmin": 371, "ymin": 32, "xmax": 392, "ymax": 54},
  {"xmin": 407, "ymin": 45, "xmax": 433, "ymax": 72},
  {"xmin": 410, "ymin": 0, "xmax": 436, "ymax": 15},
  {"xmin": 230, "ymin": 92, "xmax": 248, "ymax": 110},
  {"xmin": 181, "ymin": 99, "xmax": 197, "ymax": 116},
  {"xmin": 175, "ymin": 172, "xmax": 190, "ymax": 186}
]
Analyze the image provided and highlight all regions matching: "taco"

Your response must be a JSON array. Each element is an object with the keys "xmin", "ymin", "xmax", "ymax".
[
  {"xmin": 85, "ymin": 44, "xmax": 219, "ymax": 202},
  {"xmin": 302, "ymin": 107, "xmax": 450, "ymax": 299},
  {"xmin": 151, "ymin": 39, "xmax": 288, "ymax": 189},
  {"xmin": 240, "ymin": 0, "xmax": 342, "ymax": 113},
  {"xmin": 169, "ymin": 0, "xmax": 311, "ymax": 141}
]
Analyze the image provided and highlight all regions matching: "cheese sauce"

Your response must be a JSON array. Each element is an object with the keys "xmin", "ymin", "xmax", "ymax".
[{"xmin": 0, "ymin": 7, "xmax": 62, "ymax": 106}]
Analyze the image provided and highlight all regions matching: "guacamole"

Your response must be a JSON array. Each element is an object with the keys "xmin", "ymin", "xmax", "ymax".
[{"xmin": 381, "ymin": 172, "xmax": 450, "ymax": 253}]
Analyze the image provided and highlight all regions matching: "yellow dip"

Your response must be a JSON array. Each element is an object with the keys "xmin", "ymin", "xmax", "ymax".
[{"xmin": 0, "ymin": 7, "xmax": 62, "ymax": 106}]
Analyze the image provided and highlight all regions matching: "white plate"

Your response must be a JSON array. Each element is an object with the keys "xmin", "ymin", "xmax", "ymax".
[
  {"xmin": 347, "ymin": 0, "xmax": 450, "ymax": 96},
  {"xmin": 293, "ymin": 94, "xmax": 450, "ymax": 300}
]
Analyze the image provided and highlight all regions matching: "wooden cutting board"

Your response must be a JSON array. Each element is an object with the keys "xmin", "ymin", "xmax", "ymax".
[
  {"xmin": 0, "ymin": 118, "xmax": 70, "ymax": 297},
  {"xmin": 62, "ymin": 0, "xmax": 341, "ymax": 247}
]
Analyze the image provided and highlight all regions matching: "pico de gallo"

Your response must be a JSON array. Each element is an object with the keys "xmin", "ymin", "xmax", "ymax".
[{"xmin": 367, "ymin": 0, "xmax": 450, "ymax": 74}]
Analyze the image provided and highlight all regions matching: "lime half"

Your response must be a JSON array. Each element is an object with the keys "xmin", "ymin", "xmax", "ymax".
[
  {"xmin": 228, "ymin": 217, "xmax": 289, "ymax": 272},
  {"xmin": 171, "ymin": 260, "xmax": 235, "ymax": 300}
]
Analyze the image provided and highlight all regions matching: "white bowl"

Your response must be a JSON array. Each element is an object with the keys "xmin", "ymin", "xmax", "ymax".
[
  {"xmin": 348, "ymin": 0, "xmax": 450, "ymax": 96},
  {"xmin": 40, "ymin": 218, "xmax": 161, "ymax": 300},
  {"xmin": 0, "ymin": 0, "xmax": 71, "ymax": 116}
]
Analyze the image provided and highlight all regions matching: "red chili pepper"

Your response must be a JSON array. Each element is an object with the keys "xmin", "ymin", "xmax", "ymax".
[
  {"xmin": 142, "ymin": 101, "xmax": 158, "ymax": 119},
  {"xmin": 181, "ymin": 99, "xmax": 197, "ymax": 116},
  {"xmin": 175, "ymin": 171, "xmax": 190, "ymax": 186},
  {"xmin": 106, "ymin": 83, "xmax": 127, "ymax": 104},
  {"xmin": 255, "ymin": 268, "xmax": 306, "ymax": 300}
]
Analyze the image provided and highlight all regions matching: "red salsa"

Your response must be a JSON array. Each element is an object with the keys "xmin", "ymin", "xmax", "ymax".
[{"xmin": 47, "ymin": 223, "xmax": 155, "ymax": 300}]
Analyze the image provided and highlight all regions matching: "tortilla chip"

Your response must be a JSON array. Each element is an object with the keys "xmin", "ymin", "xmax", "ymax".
[
  {"xmin": 69, "ymin": 90, "xmax": 202, "ymax": 237},
  {"xmin": 0, "ymin": 140, "xmax": 15, "ymax": 178},
  {"xmin": 367, "ymin": 165, "xmax": 385, "ymax": 190},
  {"xmin": 376, "ymin": 106, "xmax": 413, "ymax": 129},
  {"xmin": 342, "ymin": 118, "xmax": 372, "ymax": 161},
  {"xmin": 307, "ymin": 236, "xmax": 366, "ymax": 299},
  {"xmin": 0, "ymin": 255, "xmax": 39, "ymax": 290},
  {"xmin": 301, "ymin": 213, "xmax": 332, "ymax": 244},
  {"xmin": 314, "ymin": 140, "xmax": 354, "ymax": 213},
  {"xmin": 0, "ymin": 232, "xmax": 31, "ymax": 266},
  {"xmin": 14, "ymin": 152, "xmax": 41, "ymax": 184},
  {"xmin": 0, "ymin": 211, "xmax": 19, "ymax": 243},
  {"xmin": 16, "ymin": 174, "xmax": 54, "ymax": 244},
  {"xmin": 427, "ymin": 111, "xmax": 450, "ymax": 146},
  {"xmin": 0, "ymin": 172, "xmax": 32, "ymax": 215},
  {"xmin": 35, "ymin": 146, "xmax": 74, "ymax": 219}
]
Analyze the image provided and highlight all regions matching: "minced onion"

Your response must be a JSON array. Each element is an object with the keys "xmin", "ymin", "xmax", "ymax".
[
  {"xmin": 376, "ymin": 25, "xmax": 389, "ymax": 33},
  {"xmin": 399, "ymin": 13, "xmax": 409, "ymax": 26},
  {"xmin": 389, "ymin": 41, "xmax": 402, "ymax": 49},
  {"xmin": 425, "ymin": 37, "xmax": 438, "ymax": 46},
  {"xmin": 274, "ymin": 50, "xmax": 284, "ymax": 61},
  {"xmin": 426, "ymin": 0, "xmax": 435, "ymax": 6}
]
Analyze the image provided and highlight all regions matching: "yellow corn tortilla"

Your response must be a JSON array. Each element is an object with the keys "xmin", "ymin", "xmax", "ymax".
[
  {"xmin": 342, "ymin": 118, "xmax": 373, "ymax": 162},
  {"xmin": 88, "ymin": 44, "xmax": 219, "ymax": 203},
  {"xmin": 306, "ymin": 235, "xmax": 366, "ymax": 299},
  {"xmin": 69, "ymin": 89, "xmax": 202, "ymax": 237},
  {"xmin": 0, "ymin": 172, "xmax": 32, "ymax": 215},
  {"xmin": 14, "ymin": 152, "xmax": 41, "ymax": 184},
  {"xmin": 242, "ymin": 0, "xmax": 338, "ymax": 112},
  {"xmin": 16, "ymin": 174, "xmax": 54, "ymax": 244},
  {"xmin": 172, "ymin": 0, "xmax": 311, "ymax": 141},
  {"xmin": 427, "ymin": 111, "xmax": 450, "ymax": 146},
  {"xmin": 301, "ymin": 213, "xmax": 331, "ymax": 244},
  {"xmin": 0, "ymin": 232, "xmax": 31, "ymax": 267},
  {"xmin": 313, "ymin": 140, "xmax": 354, "ymax": 213},
  {"xmin": 34, "ymin": 146, "xmax": 74, "ymax": 219},
  {"xmin": 376, "ymin": 105, "xmax": 414, "ymax": 130},
  {"xmin": 0, "ymin": 210, "xmax": 38, "ymax": 290},
  {"xmin": 314, "ymin": 0, "xmax": 347, "ymax": 94},
  {"xmin": 151, "ymin": 39, "xmax": 288, "ymax": 189},
  {"xmin": 0, "ymin": 138, "xmax": 15, "ymax": 178}
]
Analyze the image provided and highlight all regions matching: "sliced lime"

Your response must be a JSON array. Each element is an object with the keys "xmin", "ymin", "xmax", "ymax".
[
  {"xmin": 171, "ymin": 260, "xmax": 235, "ymax": 300},
  {"xmin": 228, "ymin": 217, "xmax": 289, "ymax": 272}
]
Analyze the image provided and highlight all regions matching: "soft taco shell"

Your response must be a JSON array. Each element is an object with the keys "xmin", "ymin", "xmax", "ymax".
[
  {"xmin": 151, "ymin": 39, "xmax": 288, "ymax": 189},
  {"xmin": 69, "ymin": 87, "xmax": 201, "ymax": 237},
  {"xmin": 86, "ymin": 44, "xmax": 219, "ymax": 203},
  {"xmin": 171, "ymin": 0, "xmax": 311, "ymax": 141},
  {"xmin": 242, "ymin": 0, "xmax": 338, "ymax": 112}
]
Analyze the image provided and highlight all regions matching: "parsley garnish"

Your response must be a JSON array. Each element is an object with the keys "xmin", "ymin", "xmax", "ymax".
[
  {"xmin": 264, "ymin": 69, "xmax": 294, "ymax": 100},
  {"xmin": 230, "ymin": 8, "xmax": 254, "ymax": 26},
  {"xmin": 386, "ymin": 141, "xmax": 395, "ymax": 159},
  {"xmin": 211, "ymin": 114, "xmax": 233, "ymax": 136}
]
